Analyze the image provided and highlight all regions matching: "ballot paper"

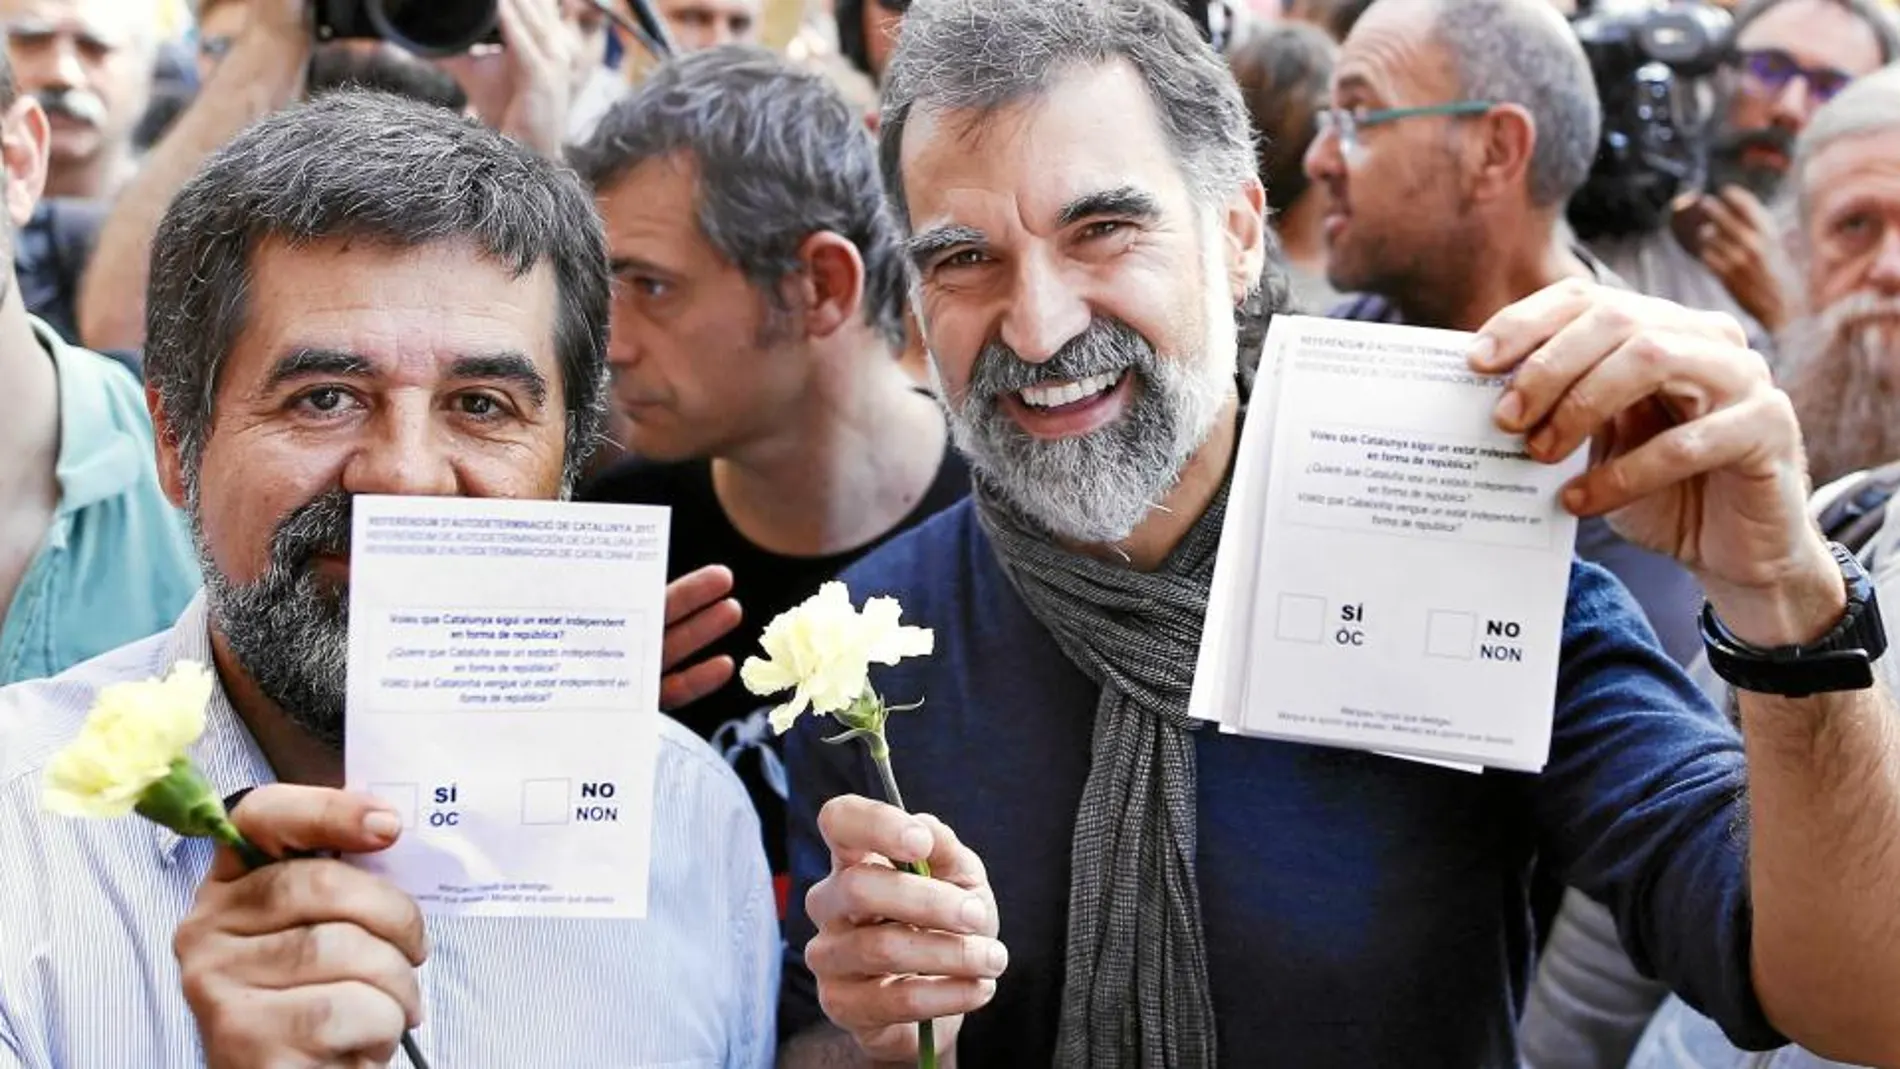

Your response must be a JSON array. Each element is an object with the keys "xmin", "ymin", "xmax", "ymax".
[
  {"xmin": 345, "ymin": 495, "xmax": 670, "ymax": 919},
  {"xmin": 1194, "ymin": 315, "xmax": 1586, "ymax": 772}
]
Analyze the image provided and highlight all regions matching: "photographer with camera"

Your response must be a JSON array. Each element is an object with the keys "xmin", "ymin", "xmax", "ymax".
[
  {"xmin": 1584, "ymin": 0, "xmax": 1898, "ymax": 351},
  {"xmin": 75, "ymin": 0, "xmax": 592, "ymax": 356}
]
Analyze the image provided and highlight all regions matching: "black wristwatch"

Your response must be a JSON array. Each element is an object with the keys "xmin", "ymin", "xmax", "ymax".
[{"xmin": 1700, "ymin": 542, "xmax": 1888, "ymax": 698}]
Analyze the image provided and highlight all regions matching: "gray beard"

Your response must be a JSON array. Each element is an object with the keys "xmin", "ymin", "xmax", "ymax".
[
  {"xmin": 942, "ymin": 317, "xmax": 1228, "ymax": 544},
  {"xmin": 1783, "ymin": 292, "xmax": 1900, "ymax": 488},
  {"xmin": 194, "ymin": 489, "xmax": 353, "ymax": 750}
]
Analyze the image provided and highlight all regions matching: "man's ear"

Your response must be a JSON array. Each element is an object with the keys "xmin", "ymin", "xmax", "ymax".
[
  {"xmin": 1, "ymin": 96, "xmax": 50, "ymax": 228},
  {"xmin": 1470, "ymin": 103, "xmax": 1537, "ymax": 204},
  {"xmin": 1222, "ymin": 175, "xmax": 1269, "ymax": 303},
  {"xmin": 785, "ymin": 231, "xmax": 866, "ymax": 341},
  {"xmin": 146, "ymin": 384, "xmax": 189, "ymax": 510}
]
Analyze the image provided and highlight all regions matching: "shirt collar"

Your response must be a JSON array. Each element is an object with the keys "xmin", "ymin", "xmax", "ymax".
[
  {"xmin": 1571, "ymin": 243, "xmax": 1625, "ymax": 290},
  {"xmin": 151, "ymin": 594, "xmax": 279, "ymax": 864},
  {"xmin": 45, "ymin": 316, "xmax": 149, "ymax": 517}
]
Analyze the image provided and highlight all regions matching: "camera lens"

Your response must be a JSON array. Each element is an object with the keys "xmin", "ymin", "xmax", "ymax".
[{"xmin": 371, "ymin": 0, "xmax": 498, "ymax": 57}]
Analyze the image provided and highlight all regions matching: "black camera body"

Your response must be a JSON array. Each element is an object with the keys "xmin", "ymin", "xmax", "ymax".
[
  {"xmin": 1567, "ymin": 2, "xmax": 1733, "ymax": 241},
  {"xmin": 313, "ymin": 0, "xmax": 502, "ymax": 58}
]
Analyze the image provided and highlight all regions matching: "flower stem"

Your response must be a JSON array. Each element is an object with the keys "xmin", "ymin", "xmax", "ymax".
[
  {"xmin": 209, "ymin": 819, "xmax": 275, "ymax": 872},
  {"xmin": 866, "ymin": 735, "xmax": 936, "ymax": 1069},
  {"xmin": 210, "ymin": 820, "xmax": 433, "ymax": 1069}
]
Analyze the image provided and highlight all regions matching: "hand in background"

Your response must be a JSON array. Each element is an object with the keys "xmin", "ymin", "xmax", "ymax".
[
  {"xmin": 661, "ymin": 565, "xmax": 743, "ymax": 710},
  {"xmin": 1687, "ymin": 186, "xmax": 1791, "ymax": 336}
]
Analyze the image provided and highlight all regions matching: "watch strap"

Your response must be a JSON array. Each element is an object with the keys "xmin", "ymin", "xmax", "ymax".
[{"xmin": 1699, "ymin": 543, "xmax": 1886, "ymax": 698}]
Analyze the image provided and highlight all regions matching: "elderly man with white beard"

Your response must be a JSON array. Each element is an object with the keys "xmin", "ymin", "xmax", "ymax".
[{"xmin": 1780, "ymin": 65, "xmax": 1900, "ymax": 490}]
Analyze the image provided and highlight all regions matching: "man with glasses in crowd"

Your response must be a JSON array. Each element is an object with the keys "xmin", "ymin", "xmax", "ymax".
[
  {"xmin": 1589, "ymin": 0, "xmax": 1899, "ymax": 349},
  {"xmin": 1303, "ymin": 9, "xmax": 1739, "ymax": 1058},
  {"xmin": 1309, "ymin": 0, "xmax": 1712, "ymax": 669}
]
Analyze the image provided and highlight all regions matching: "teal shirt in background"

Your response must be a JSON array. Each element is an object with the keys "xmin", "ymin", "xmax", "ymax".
[{"xmin": 0, "ymin": 318, "xmax": 199, "ymax": 685}]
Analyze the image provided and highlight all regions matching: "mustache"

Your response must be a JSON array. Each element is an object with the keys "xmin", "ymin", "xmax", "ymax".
[
  {"xmin": 966, "ymin": 318, "xmax": 1158, "ymax": 401},
  {"xmin": 267, "ymin": 490, "xmax": 354, "ymax": 581},
  {"xmin": 31, "ymin": 87, "xmax": 106, "ymax": 128},
  {"xmin": 1711, "ymin": 124, "xmax": 1796, "ymax": 163},
  {"xmin": 1815, "ymin": 290, "xmax": 1900, "ymax": 339}
]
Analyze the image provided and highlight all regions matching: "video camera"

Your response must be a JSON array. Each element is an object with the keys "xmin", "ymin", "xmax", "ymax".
[{"xmin": 1565, "ymin": 1, "xmax": 1733, "ymax": 241}]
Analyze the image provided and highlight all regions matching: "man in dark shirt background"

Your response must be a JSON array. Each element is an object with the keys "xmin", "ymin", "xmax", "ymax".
[{"xmin": 574, "ymin": 46, "xmax": 967, "ymax": 906}]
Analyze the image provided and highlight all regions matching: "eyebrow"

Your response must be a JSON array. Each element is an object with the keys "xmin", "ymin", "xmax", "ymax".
[
  {"xmin": 263, "ymin": 347, "xmax": 374, "ymax": 391},
  {"xmin": 608, "ymin": 256, "xmax": 673, "ymax": 277},
  {"xmin": 1057, "ymin": 186, "xmax": 1164, "ymax": 228},
  {"xmin": 451, "ymin": 352, "xmax": 549, "ymax": 408},
  {"xmin": 262, "ymin": 347, "xmax": 549, "ymax": 408},
  {"xmin": 907, "ymin": 224, "xmax": 987, "ymax": 269}
]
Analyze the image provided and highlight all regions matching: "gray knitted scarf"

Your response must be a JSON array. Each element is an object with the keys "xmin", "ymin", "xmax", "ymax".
[{"xmin": 974, "ymin": 474, "xmax": 1226, "ymax": 1069}]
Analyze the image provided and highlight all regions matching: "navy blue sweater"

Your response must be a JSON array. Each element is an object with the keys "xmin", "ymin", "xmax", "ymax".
[{"xmin": 780, "ymin": 499, "xmax": 1780, "ymax": 1066}]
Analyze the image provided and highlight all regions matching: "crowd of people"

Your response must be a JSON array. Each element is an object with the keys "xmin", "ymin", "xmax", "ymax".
[{"xmin": 2, "ymin": 0, "xmax": 1900, "ymax": 1065}]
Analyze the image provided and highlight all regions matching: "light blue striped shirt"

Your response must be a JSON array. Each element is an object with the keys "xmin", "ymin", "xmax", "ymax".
[{"xmin": 0, "ymin": 596, "xmax": 778, "ymax": 1068}]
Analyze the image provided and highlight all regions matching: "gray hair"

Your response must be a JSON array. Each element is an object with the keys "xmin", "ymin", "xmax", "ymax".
[
  {"xmin": 1428, "ymin": 0, "xmax": 1602, "ymax": 207},
  {"xmin": 1728, "ymin": 0, "xmax": 1900, "ymax": 65},
  {"xmin": 1787, "ymin": 64, "xmax": 1900, "ymax": 254},
  {"xmin": 876, "ymin": 0, "xmax": 1258, "ymax": 230},
  {"xmin": 144, "ymin": 91, "xmax": 611, "ymax": 492},
  {"xmin": 570, "ymin": 46, "xmax": 907, "ymax": 350}
]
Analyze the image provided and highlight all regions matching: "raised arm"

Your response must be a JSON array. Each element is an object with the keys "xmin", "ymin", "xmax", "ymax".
[
  {"xmin": 1478, "ymin": 279, "xmax": 1900, "ymax": 1063},
  {"xmin": 77, "ymin": 1, "xmax": 309, "ymax": 353}
]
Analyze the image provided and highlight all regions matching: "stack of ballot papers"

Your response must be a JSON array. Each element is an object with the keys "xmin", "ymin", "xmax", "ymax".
[{"xmin": 1190, "ymin": 315, "xmax": 1588, "ymax": 773}]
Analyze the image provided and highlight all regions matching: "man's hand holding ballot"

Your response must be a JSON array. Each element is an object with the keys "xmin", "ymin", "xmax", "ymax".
[
  {"xmin": 1474, "ymin": 280, "xmax": 1841, "ymax": 649},
  {"xmin": 1474, "ymin": 279, "xmax": 1900, "ymax": 1062},
  {"xmin": 171, "ymin": 562, "xmax": 753, "ymax": 1068}
]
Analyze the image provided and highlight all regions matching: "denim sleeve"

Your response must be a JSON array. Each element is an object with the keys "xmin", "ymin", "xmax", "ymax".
[
  {"xmin": 1530, "ymin": 561, "xmax": 1783, "ymax": 1050},
  {"xmin": 1572, "ymin": 516, "xmax": 1705, "ymax": 668}
]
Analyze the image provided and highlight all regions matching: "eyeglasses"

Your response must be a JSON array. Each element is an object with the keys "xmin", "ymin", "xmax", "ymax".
[
  {"xmin": 1731, "ymin": 47, "xmax": 1853, "ymax": 104},
  {"xmin": 1315, "ymin": 100, "xmax": 1496, "ymax": 155}
]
